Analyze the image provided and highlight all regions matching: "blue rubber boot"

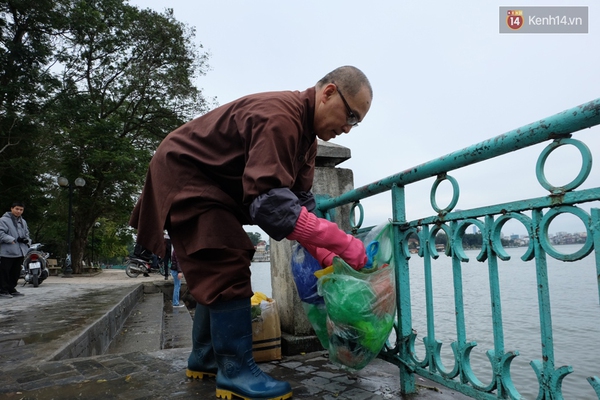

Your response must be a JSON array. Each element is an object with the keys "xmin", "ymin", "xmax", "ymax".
[
  {"xmin": 210, "ymin": 298, "xmax": 292, "ymax": 400},
  {"xmin": 186, "ymin": 304, "xmax": 218, "ymax": 379}
]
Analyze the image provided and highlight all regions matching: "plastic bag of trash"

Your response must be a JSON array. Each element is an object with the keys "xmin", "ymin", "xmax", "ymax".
[
  {"xmin": 302, "ymin": 302, "xmax": 329, "ymax": 349},
  {"xmin": 318, "ymin": 252, "xmax": 395, "ymax": 371},
  {"xmin": 292, "ymin": 222, "xmax": 396, "ymax": 371},
  {"xmin": 362, "ymin": 221, "xmax": 395, "ymax": 270},
  {"xmin": 290, "ymin": 244, "xmax": 325, "ymax": 305}
]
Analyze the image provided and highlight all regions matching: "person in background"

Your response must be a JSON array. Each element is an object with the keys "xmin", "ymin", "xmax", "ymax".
[
  {"xmin": 171, "ymin": 248, "xmax": 185, "ymax": 308},
  {"xmin": 130, "ymin": 65, "xmax": 372, "ymax": 400},
  {"xmin": 163, "ymin": 233, "xmax": 172, "ymax": 281},
  {"xmin": 143, "ymin": 253, "xmax": 157, "ymax": 277},
  {"xmin": 0, "ymin": 202, "xmax": 30, "ymax": 298}
]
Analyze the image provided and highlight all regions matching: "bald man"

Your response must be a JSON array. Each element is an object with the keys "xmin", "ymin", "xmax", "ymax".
[{"xmin": 130, "ymin": 66, "xmax": 373, "ymax": 400}]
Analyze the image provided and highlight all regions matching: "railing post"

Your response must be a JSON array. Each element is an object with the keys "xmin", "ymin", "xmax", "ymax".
[{"xmin": 392, "ymin": 184, "xmax": 416, "ymax": 393}]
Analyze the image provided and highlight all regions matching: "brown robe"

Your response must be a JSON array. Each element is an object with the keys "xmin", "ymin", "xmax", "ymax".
[{"xmin": 130, "ymin": 87, "xmax": 317, "ymax": 274}]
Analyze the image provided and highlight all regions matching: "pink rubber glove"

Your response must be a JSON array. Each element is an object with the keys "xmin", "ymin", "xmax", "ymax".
[
  {"xmin": 302, "ymin": 243, "xmax": 335, "ymax": 268},
  {"xmin": 287, "ymin": 207, "xmax": 367, "ymax": 270}
]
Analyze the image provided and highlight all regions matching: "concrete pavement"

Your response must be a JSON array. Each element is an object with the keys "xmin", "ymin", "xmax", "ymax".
[{"xmin": 0, "ymin": 269, "xmax": 469, "ymax": 399}]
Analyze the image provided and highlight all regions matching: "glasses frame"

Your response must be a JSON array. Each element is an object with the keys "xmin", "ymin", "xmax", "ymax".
[{"xmin": 333, "ymin": 83, "xmax": 359, "ymax": 127}]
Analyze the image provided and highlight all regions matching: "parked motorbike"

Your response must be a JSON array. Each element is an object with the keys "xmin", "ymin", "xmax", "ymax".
[
  {"xmin": 21, "ymin": 243, "xmax": 50, "ymax": 287},
  {"xmin": 125, "ymin": 251, "xmax": 165, "ymax": 278}
]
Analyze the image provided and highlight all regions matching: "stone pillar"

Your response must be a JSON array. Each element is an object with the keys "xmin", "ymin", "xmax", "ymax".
[{"xmin": 270, "ymin": 140, "xmax": 354, "ymax": 355}]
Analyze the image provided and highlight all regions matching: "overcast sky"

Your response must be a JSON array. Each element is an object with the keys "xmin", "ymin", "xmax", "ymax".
[{"xmin": 129, "ymin": 0, "xmax": 600, "ymax": 237}]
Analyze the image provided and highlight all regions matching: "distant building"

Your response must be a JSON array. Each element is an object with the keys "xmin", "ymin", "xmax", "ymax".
[{"xmin": 253, "ymin": 240, "xmax": 270, "ymax": 262}]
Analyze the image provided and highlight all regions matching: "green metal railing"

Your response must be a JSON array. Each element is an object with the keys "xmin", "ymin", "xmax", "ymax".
[{"xmin": 315, "ymin": 98, "xmax": 600, "ymax": 399}]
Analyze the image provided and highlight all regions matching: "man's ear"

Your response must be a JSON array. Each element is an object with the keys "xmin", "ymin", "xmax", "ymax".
[{"xmin": 320, "ymin": 83, "xmax": 337, "ymax": 103}]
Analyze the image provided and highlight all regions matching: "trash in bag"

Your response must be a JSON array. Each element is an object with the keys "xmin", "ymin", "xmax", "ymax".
[
  {"xmin": 318, "ymin": 255, "xmax": 395, "ymax": 371},
  {"xmin": 251, "ymin": 291, "xmax": 269, "ymax": 320},
  {"xmin": 319, "ymin": 272, "xmax": 377, "ymax": 325},
  {"xmin": 362, "ymin": 222, "xmax": 394, "ymax": 269},
  {"xmin": 363, "ymin": 240, "xmax": 379, "ymax": 269},
  {"xmin": 291, "ymin": 222, "xmax": 397, "ymax": 371}
]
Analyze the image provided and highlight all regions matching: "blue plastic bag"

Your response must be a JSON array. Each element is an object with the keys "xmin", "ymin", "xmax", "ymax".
[{"xmin": 290, "ymin": 244, "xmax": 324, "ymax": 305}]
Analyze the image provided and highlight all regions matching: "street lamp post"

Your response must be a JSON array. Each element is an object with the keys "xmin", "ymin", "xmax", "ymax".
[
  {"xmin": 92, "ymin": 221, "xmax": 100, "ymax": 266},
  {"xmin": 58, "ymin": 177, "xmax": 85, "ymax": 276}
]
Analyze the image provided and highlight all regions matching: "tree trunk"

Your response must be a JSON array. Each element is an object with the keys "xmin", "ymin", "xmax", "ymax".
[{"xmin": 72, "ymin": 226, "xmax": 88, "ymax": 274}]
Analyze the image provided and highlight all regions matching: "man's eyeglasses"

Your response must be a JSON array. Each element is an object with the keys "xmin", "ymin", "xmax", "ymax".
[{"xmin": 334, "ymin": 84, "xmax": 359, "ymax": 127}]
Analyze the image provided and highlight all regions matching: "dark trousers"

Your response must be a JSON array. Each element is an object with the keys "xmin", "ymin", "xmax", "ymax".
[
  {"xmin": 0, "ymin": 256, "xmax": 24, "ymax": 293},
  {"xmin": 168, "ymin": 207, "xmax": 255, "ymax": 306},
  {"xmin": 163, "ymin": 254, "xmax": 171, "ymax": 278},
  {"xmin": 173, "ymin": 245, "xmax": 254, "ymax": 306},
  {"xmin": 163, "ymin": 239, "xmax": 172, "ymax": 279}
]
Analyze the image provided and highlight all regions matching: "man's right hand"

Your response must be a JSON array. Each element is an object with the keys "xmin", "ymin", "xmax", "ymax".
[
  {"xmin": 287, "ymin": 207, "xmax": 367, "ymax": 270},
  {"xmin": 302, "ymin": 244, "xmax": 336, "ymax": 268},
  {"xmin": 336, "ymin": 237, "xmax": 368, "ymax": 269}
]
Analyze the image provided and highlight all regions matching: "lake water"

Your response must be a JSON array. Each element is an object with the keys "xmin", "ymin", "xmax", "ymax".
[
  {"xmin": 250, "ymin": 261, "xmax": 272, "ymax": 297},
  {"xmin": 251, "ymin": 245, "xmax": 600, "ymax": 399}
]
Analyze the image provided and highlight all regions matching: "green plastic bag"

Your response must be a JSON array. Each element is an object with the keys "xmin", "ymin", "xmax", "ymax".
[
  {"xmin": 305, "ymin": 222, "xmax": 397, "ymax": 371},
  {"xmin": 302, "ymin": 302, "xmax": 329, "ymax": 349}
]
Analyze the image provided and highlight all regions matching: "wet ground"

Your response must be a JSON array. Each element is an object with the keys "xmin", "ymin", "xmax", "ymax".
[{"xmin": 0, "ymin": 270, "xmax": 469, "ymax": 399}]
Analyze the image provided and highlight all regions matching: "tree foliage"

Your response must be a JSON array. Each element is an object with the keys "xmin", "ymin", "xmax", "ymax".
[
  {"xmin": 246, "ymin": 232, "xmax": 263, "ymax": 247},
  {"xmin": 0, "ymin": 0, "xmax": 212, "ymax": 272},
  {"xmin": 0, "ymin": 0, "xmax": 68, "ymax": 227}
]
